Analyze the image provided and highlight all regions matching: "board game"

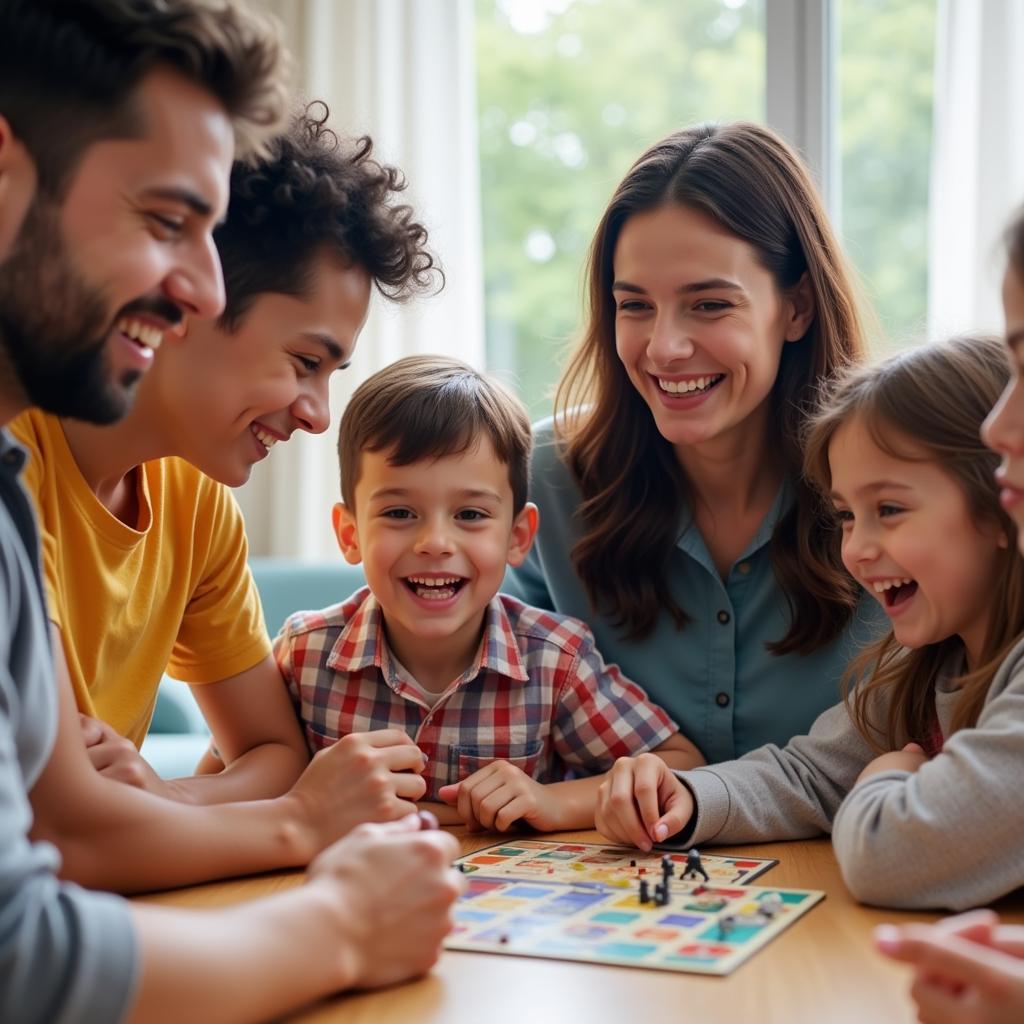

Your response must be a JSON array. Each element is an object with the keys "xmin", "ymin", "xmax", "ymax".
[{"xmin": 446, "ymin": 840, "xmax": 825, "ymax": 976}]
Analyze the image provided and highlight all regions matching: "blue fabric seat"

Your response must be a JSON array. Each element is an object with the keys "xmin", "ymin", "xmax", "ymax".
[{"xmin": 142, "ymin": 558, "xmax": 366, "ymax": 778}]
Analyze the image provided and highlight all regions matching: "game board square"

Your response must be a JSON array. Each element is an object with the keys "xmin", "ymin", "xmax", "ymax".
[
  {"xmin": 463, "ymin": 879, "xmax": 506, "ymax": 899},
  {"xmin": 592, "ymin": 910, "xmax": 641, "ymax": 924},
  {"xmin": 698, "ymin": 922, "xmax": 764, "ymax": 944},
  {"xmin": 501, "ymin": 886, "xmax": 552, "ymax": 899},
  {"xmin": 595, "ymin": 941, "xmax": 658, "ymax": 959},
  {"xmin": 684, "ymin": 897, "xmax": 727, "ymax": 912},
  {"xmin": 564, "ymin": 924, "xmax": 616, "ymax": 941},
  {"xmin": 674, "ymin": 942, "xmax": 732, "ymax": 959},
  {"xmin": 658, "ymin": 913, "xmax": 705, "ymax": 927},
  {"xmin": 454, "ymin": 909, "xmax": 497, "ymax": 923},
  {"xmin": 634, "ymin": 926, "xmax": 681, "ymax": 942}
]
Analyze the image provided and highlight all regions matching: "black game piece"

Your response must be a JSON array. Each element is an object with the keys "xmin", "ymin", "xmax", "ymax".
[
  {"xmin": 660, "ymin": 854, "xmax": 674, "ymax": 893},
  {"xmin": 682, "ymin": 847, "xmax": 710, "ymax": 883},
  {"xmin": 638, "ymin": 879, "xmax": 650, "ymax": 904}
]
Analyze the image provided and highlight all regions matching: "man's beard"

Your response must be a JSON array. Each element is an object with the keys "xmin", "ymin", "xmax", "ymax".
[{"xmin": 0, "ymin": 195, "xmax": 139, "ymax": 424}]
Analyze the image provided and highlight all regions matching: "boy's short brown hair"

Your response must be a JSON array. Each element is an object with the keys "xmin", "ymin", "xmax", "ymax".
[{"xmin": 338, "ymin": 356, "xmax": 532, "ymax": 514}]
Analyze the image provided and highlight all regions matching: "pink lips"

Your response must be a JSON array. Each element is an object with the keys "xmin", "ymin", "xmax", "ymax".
[{"xmin": 995, "ymin": 468, "xmax": 1024, "ymax": 511}]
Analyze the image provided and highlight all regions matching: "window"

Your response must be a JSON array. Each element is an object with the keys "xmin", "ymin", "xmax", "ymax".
[
  {"xmin": 837, "ymin": 0, "xmax": 937, "ymax": 347},
  {"xmin": 476, "ymin": 0, "xmax": 766, "ymax": 417},
  {"xmin": 476, "ymin": 0, "xmax": 938, "ymax": 411}
]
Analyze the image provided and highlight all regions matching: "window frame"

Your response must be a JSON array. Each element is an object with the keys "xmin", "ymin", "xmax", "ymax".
[{"xmin": 765, "ymin": 0, "xmax": 839, "ymax": 221}]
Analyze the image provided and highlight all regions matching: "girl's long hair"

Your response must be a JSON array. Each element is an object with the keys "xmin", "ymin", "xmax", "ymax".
[
  {"xmin": 803, "ymin": 335, "xmax": 1023, "ymax": 749},
  {"xmin": 555, "ymin": 122, "xmax": 867, "ymax": 652}
]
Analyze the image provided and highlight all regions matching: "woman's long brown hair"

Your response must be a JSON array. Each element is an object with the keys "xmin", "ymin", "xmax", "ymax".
[
  {"xmin": 803, "ymin": 335, "xmax": 1023, "ymax": 749},
  {"xmin": 555, "ymin": 122, "xmax": 867, "ymax": 651}
]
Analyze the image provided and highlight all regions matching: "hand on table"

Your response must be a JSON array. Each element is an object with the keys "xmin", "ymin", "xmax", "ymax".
[
  {"xmin": 875, "ymin": 909, "xmax": 1024, "ymax": 1024},
  {"xmin": 308, "ymin": 812, "xmax": 465, "ymax": 990},
  {"xmin": 856, "ymin": 742, "xmax": 930, "ymax": 786},
  {"xmin": 287, "ymin": 730, "xmax": 428, "ymax": 854},
  {"xmin": 437, "ymin": 761, "xmax": 562, "ymax": 832},
  {"xmin": 79, "ymin": 712, "xmax": 171, "ymax": 796},
  {"xmin": 595, "ymin": 752, "xmax": 694, "ymax": 851}
]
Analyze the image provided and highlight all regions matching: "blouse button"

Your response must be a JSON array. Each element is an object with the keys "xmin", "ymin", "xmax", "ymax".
[
  {"xmin": 716, "ymin": 692, "xmax": 731, "ymax": 708},
  {"xmin": 737, "ymin": 561, "xmax": 752, "ymax": 575},
  {"xmin": 717, "ymin": 609, "xmax": 731, "ymax": 625}
]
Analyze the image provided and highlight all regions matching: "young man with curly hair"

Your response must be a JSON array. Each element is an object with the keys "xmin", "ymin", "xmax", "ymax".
[{"xmin": 13, "ymin": 106, "xmax": 447, "ymax": 895}]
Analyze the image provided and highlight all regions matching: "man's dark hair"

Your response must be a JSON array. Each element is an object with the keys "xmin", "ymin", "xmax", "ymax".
[
  {"xmin": 215, "ymin": 102, "xmax": 441, "ymax": 329},
  {"xmin": 0, "ymin": 0, "xmax": 289, "ymax": 196}
]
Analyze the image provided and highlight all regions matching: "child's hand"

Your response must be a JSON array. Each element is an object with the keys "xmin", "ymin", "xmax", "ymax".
[
  {"xmin": 288, "ymin": 730, "xmax": 428, "ymax": 853},
  {"xmin": 79, "ymin": 712, "xmax": 170, "ymax": 796},
  {"xmin": 437, "ymin": 761, "xmax": 563, "ymax": 832},
  {"xmin": 875, "ymin": 911, "xmax": 1024, "ymax": 1024},
  {"xmin": 855, "ymin": 742, "xmax": 930, "ymax": 786},
  {"xmin": 595, "ymin": 753, "xmax": 694, "ymax": 852}
]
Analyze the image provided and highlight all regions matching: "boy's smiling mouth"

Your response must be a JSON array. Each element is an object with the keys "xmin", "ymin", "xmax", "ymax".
[{"xmin": 403, "ymin": 575, "xmax": 467, "ymax": 601}]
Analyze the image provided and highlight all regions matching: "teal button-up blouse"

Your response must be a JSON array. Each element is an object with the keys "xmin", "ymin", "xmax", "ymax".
[{"xmin": 505, "ymin": 422, "xmax": 886, "ymax": 764}]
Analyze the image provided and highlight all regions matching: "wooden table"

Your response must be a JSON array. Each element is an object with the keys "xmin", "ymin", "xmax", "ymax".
[{"xmin": 138, "ymin": 829, "xmax": 1024, "ymax": 1024}]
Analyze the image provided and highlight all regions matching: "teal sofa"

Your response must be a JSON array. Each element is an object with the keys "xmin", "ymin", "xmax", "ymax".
[{"xmin": 141, "ymin": 558, "xmax": 366, "ymax": 778}]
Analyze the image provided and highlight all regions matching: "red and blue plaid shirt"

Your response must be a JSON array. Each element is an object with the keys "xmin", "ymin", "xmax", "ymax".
[{"xmin": 273, "ymin": 588, "xmax": 677, "ymax": 799}]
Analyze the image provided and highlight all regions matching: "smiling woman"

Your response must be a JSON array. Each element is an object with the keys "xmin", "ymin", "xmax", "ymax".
[{"xmin": 506, "ymin": 121, "xmax": 887, "ymax": 763}]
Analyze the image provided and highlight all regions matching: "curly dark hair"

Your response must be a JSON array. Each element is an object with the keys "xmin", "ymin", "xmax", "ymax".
[
  {"xmin": 215, "ymin": 102, "xmax": 442, "ymax": 328},
  {"xmin": 0, "ymin": 0, "xmax": 288, "ymax": 196}
]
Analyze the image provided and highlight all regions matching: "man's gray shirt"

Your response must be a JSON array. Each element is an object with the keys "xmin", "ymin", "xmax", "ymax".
[{"xmin": 0, "ymin": 428, "xmax": 138, "ymax": 1023}]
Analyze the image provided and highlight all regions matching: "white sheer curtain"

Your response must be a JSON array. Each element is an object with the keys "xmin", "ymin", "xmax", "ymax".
[
  {"xmin": 237, "ymin": 0, "xmax": 483, "ymax": 558},
  {"xmin": 927, "ymin": 0, "xmax": 1024, "ymax": 341}
]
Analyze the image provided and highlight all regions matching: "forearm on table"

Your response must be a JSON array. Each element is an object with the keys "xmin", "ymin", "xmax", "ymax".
[
  {"xmin": 32, "ymin": 782, "xmax": 314, "ymax": 894},
  {"xmin": 419, "ymin": 800, "xmax": 464, "ymax": 826},
  {"xmin": 165, "ymin": 741, "xmax": 308, "ymax": 805},
  {"xmin": 541, "ymin": 775, "xmax": 606, "ymax": 831},
  {"xmin": 652, "ymin": 733, "xmax": 706, "ymax": 770},
  {"xmin": 127, "ymin": 882, "xmax": 347, "ymax": 1024}
]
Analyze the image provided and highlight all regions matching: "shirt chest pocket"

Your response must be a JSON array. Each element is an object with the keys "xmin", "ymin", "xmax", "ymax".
[{"xmin": 447, "ymin": 737, "xmax": 546, "ymax": 785}]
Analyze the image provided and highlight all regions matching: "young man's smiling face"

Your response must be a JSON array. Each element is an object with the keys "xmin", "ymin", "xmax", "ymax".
[
  {"xmin": 829, "ymin": 414, "xmax": 1007, "ymax": 667},
  {"xmin": 146, "ymin": 250, "xmax": 371, "ymax": 486},
  {"xmin": 0, "ymin": 65, "xmax": 233, "ymax": 423},
  {"xmin": 334, "ymin": 438, "xmax": 537, "ymax": 676}
]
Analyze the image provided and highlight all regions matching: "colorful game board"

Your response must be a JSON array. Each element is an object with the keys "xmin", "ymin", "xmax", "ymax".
[{"xmin": 446, "ymin": 840, "xmax": 824, "ymax": 976}]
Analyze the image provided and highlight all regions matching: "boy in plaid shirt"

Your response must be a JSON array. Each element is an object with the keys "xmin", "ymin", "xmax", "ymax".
[{"xmin": 274, "ymin": 356, "xmax": 704, "ymax": 832}]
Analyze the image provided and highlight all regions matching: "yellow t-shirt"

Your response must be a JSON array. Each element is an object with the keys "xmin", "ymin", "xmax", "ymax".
[{"xmin": 9, "ymin": 409, "xmax": 271, "ymax": 747}]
